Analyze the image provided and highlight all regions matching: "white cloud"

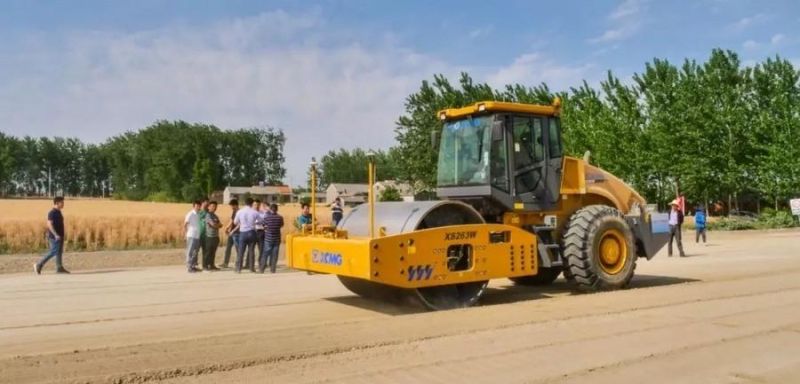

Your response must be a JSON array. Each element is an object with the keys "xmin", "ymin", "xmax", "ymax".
[
  {"xmin": 0, "ymin": 11, "xmax": 452, "ymax": 186},
  {"xmin": 742, "ymin": 39, "xmax": 760, "ymax": 50},
  {"xmin": 610, "ymin": 0, "xmax": 641, "ymax": 20},
  {"xmin": 468, "ymin": 25, "xmax": 493, "ymax": 39},
  {"xmin": 588, "ymin": 0, "xmax": 645, "ymax": 44},
  {"xmin": 771, "ymin": 33, "xmax": 785, "ymax": 45},
  {"xmin": 730, "ymin": 13, "xmax": 769, "ymax": 30},
  {"xmin": 485, "ymin": 53, "xmax": 594, "ymax": 91}
]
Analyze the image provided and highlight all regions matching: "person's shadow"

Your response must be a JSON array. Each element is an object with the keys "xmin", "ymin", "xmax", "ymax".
[{"xmin": 70, "ymin": 269, "xmax": 129, "ymax": 275}]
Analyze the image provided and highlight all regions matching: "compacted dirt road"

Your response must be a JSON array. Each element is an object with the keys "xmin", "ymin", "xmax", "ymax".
[{"xmin": 2, "ymin": 229, "xmax": 799, "ymax": 383}]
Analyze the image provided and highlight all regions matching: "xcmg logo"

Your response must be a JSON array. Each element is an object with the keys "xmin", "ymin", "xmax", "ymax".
[
  {"xmin": 311, "ymin": 249, "xmax": 343, "ymax": 266},
  {"xmin": 407, "ymin": 265, "xmax": 433, "ymax": 281}
]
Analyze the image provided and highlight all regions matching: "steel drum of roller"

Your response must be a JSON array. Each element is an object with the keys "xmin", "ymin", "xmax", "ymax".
[{"xmin": 337, "ymin": 201, "xmax": 489, "ymax": 310}]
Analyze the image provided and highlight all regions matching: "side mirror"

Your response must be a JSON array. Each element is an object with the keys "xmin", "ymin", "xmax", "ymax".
[{"xmin": 431, "ymin": 129, "xmax": 440, "ymax": 151}]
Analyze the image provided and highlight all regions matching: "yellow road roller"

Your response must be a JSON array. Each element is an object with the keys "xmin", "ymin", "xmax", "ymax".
[{"xmin": 287, "ymin": 99, "xmax": 670, "ymax": 310}]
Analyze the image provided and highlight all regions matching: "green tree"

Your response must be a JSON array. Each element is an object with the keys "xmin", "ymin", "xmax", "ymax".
[
  {"xmin": 749, "ymin": 57, "xmax": 800, "ymax": 209},
  {"xmin": 319, "ymin": 148, "xmax": 398, "ymax": 186},
  {"xmin": 0, "ymin": 133, "xmax": 18, "ymax": 196},
  {"xmin": 379, "ymin": 186, "xmax": 402, "ymax": 201}
]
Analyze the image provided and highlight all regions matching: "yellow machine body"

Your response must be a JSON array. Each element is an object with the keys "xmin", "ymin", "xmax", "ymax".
[{"xmin": 287, "ymin": 223, "xmax": 538, "ymax": 289}]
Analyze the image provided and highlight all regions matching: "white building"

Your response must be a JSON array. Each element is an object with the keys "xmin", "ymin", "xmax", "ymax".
[
  {"xmin": 222, "ymin": 185, "xmax": 292, "ymax": 204},
  {"xmin": 326, "ymin": 181, "xmax": 414, "ymax": 205}
]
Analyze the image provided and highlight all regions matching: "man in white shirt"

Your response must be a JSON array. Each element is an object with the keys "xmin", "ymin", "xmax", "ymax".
[
  {"xmin": 184, "ymin": 200, "xmax": 202, "ymax": 273},
  {"xmin": 668, "ymin": 199, "xmax": 686, "ymax": 257},
  {"xmin": 233, "ymin": 197, "xmax": 261, "ymax": 273}
]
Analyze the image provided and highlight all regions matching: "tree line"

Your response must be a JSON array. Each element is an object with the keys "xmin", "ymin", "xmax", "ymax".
[
  {"xmin": 0, "ymin": 121, "xmax": 286, "ymax": 202},
  {"xmin": 393, "ymin": 49, "xmax": 800, "ymax": 211},
  {"xmin": 3, "ymin": 48, "xmax": 797, "ymax": 210}
]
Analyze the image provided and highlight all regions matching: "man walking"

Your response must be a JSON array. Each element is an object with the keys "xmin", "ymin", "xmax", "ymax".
[
  {"xmin": 184, "ymin": 200, "xmax": 202, "ymax": 273},
  {"xmin": 34, "ymin": 196, "xmax": 70, "ymax": 274},
  {"xmin": 668, "ymin": 199, "xmax": 686, "ymax": 257},
  {"xmin": 261, "ymin": 203, "xmax": 284, "ymax": 273},
  {"xmin": 234, "ymin": 197, "xmax": 260, "ymax": 273},
  {"xmin": 203, "ymin": 201, "xmax": 222, "ymax": 271},
  {"xmin": 220, "ymin": 199, "xmax": 240, "ymax": 268}
]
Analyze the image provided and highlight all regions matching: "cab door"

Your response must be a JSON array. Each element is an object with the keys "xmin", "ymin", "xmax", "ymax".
[
  {"xmin": 542, "ymin": 117, "xmax": 563, "ymax": 206},
  {"xmin": 511, "ymin": 116, "xmax": 547, "ymax": 206}
]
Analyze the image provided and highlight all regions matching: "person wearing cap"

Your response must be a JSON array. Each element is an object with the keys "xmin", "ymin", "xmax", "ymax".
[{"xmin": 668, "ymin": 199, "xmax": 686, "ymax": 257}]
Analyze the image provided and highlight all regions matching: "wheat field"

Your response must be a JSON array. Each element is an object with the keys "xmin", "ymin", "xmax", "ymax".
[{"xmin": 0, "ymin": 199, "xmax": 333, "ymax": 254}]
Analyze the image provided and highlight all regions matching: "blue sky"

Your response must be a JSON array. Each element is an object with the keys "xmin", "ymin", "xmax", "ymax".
[{"xmin": 1, "ymin": 0, "xmax": 798, "ymax": 186}]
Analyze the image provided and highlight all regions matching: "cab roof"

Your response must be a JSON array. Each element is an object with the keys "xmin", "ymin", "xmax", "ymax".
[{"xmin": 437, "ymin": 99, "xmax": 561, "ymax": 121}]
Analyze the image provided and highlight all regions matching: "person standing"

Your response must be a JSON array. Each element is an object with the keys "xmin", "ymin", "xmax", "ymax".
[
  {"xmin": 331, "ymin": 197, "xmax": 344, "ymax": 226},
  {"xmin": 198, "ymin": 198, "xmax": 209, "ymax": 260},
  {"xmin": 695, "ymin": 205, "xmax": 707, "ymax": 244},
  {"xmin": 668, "ymin": 199, "xmax": 686, "ymax": 257},
  {"xmin": 203, "ymin": 201, "xmax": 222, "ymax": 271},
  {"xmin": 261, "ymin": 203, "xmax": 284, "ymax": 273},
  {"xmin": 234, "ymin": 197, "xmax": 260, "ymax": 273},
  {"xmin": 254, "ymin": 200, "xmax": 267, "ymax": 266},
  {"xmin": 34, "ymin": 196, "xmax": 70, "ymax": 274},
  {"xmin": 220, "ymin": 199, "xmax": 240, "ymax": 268},
  {"xmin": 295, "ymin": 203, "xmax": 313, "ymax": 230},
  {"xmin": 184, "ymin": 200, "xmax": 202, "ymax": 273}
]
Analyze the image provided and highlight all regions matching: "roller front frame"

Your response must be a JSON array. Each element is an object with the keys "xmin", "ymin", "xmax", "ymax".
[{"xmin": 287, "ymin": 223, "xmax": 539, "ymax": 289}]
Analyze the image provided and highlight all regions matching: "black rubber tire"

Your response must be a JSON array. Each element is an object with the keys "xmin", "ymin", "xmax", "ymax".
[
  {"xmin": 562, "ymin": 205, "xmax": 636, "ymax": 292},
  {"xmin": 414, "ymin": 281, "xmax": 489, "ymax": 310},
  {"xmin": 509, "ymin": 267, "xmax": 562, "ymax": 286},
  {"xmin": 337, "ymin": 276, "xmax": 407, "ymax": 302}
]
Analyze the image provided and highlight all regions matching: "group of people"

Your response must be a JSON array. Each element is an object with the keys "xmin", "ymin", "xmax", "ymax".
[
  {"xmin": 667, "ymin": 199, "xmax": 708, "ymax": 258},
  {"xmin": 184, "ymin": 197, "xmax": 289, "ymax": 274}
]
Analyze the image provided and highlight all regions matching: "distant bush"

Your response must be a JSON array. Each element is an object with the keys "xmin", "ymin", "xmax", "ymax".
[
  {"xmin": 757, "ymin": 209, "xmax": 798, "ymax": 229},
  {"xmin": 705, "ymin": 209, "xmax": 797, "ymax": 231},
  {"xmin": 707, "ymin": 217, "xmax": 757, "ymax": 231}
]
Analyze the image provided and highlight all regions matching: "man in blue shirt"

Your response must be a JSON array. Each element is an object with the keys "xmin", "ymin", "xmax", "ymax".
[
  {"xmin": 34, "ymin": 196, "xmax": 70, "ymax": 274},
  {"xmin": 233, "ymin": 197, "xmax": 260, "ymax": 273},
  {"xmin": 695, "ymin": 205, "xmax": 707, "ymax": 244},
  {"xmin": 295, "ymin": 203, "xmax": 313, "ymax": 229}
]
